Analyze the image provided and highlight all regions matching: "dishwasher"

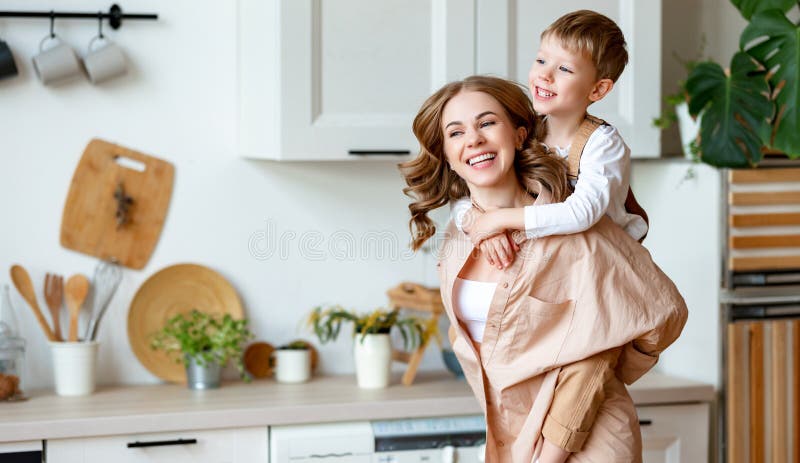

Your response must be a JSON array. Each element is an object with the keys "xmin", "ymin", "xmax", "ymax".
[{"xmin": 270, "ymin": 415, "xmax": 486, "ymax": 462}]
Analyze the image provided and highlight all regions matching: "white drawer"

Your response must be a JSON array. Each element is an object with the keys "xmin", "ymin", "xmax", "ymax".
[
  {"xmin": 47, "ymin": 426, "xmax": 267, "ymax": 463},
  {"xmin": 638, "ymin": 403, "xmax": 710, "ymax": 463}
]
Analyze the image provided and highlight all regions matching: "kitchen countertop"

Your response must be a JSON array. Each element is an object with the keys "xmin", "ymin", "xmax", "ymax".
[{"xmin": 0, "ymin": 371, "xmax": 714, "ymax": 442}]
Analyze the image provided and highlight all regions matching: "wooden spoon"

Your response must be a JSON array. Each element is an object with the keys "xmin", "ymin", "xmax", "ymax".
[
  {"xmin": 65, "ymin": 274, "xmax": 90, "ymax": 342},
  {"xmin": 9, "ymin": 265, "xmax": 56, "ymax": 341}
]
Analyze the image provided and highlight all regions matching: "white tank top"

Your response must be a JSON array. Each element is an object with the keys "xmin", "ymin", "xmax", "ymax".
[{"xmin": 453, "ymin": 277, "xmax": 497, "ymax": 343}]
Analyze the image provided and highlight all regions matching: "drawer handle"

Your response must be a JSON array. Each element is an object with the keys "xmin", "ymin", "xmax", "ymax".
[
  {"xmin": 639, "ymin": 419, "xmax": 653, "ymax": 426},
  {"xmin": 348, "ymin": 150, "xmax": 411, "ymax": 156},
  {"xmin": 309, "ymin": 452, "xmax": 354, "ymax": 458},
  {"xmin": 127, "ymin": 438, "xmax": 198, "ymax": 448}
]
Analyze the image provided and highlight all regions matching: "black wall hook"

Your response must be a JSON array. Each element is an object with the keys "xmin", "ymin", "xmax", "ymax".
[{"xmin": 0, "ymin": 4, "xmax": 157, "ymax": 30}]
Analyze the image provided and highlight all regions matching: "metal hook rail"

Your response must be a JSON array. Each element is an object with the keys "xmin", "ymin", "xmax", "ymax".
[{"xmin": 0, "ymin": 4, "xmax": 157, "ymax": 30}]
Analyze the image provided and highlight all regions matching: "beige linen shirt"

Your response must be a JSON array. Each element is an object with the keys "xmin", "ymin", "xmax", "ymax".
[{"xmin": 438, "ymin": 208, "xmax": 687, "ymax": 462}]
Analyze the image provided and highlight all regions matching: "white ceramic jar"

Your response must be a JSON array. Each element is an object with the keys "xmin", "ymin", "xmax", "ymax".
[{"xmin": 353, "ymin": 333, "xmax": 392, "ymax": 389}]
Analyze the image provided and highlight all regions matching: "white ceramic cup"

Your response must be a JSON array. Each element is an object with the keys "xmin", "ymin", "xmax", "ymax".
[
  {"xmin": 273, "ymin": 349, "xmax": 311, "ymax": 383},
  {"xmin": 50, "ymin": 341, "xmax": 99, "ymax": 396},
  {"xmin": 83, "ymin": 36, "xmax": 127, "ymax": 85},
  {"xmin": 32, "ymin": 35, "xmax": 82, "ymax": 86}
]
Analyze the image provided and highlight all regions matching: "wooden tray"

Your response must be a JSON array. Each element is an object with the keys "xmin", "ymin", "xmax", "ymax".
[
  {"xmin": 127, "ymin": 264, "xmax": 244, "ymax": 383},
  {"xmin": 61, "ymin": 139, "xmax": 174, "ymax": 270}
]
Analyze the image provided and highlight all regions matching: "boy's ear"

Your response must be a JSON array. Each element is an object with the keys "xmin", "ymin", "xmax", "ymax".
[{"xmin": 589, "ymin": 79, "xmax": 614, "ymax": 103}]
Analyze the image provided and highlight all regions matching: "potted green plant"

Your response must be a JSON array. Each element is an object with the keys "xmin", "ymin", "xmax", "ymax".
[
  {"xmin": 150, "ymin": 310, "xmax": 254, "ymax": 390},
  {"xmin": 653, "ymin": 47, "xmax": 706, "ymax": 160},
  {"xmin": 684, "ymin": 0, "xmax": 800, "ymax": 167},
  {"xmin": 307, "ymin": 305, "xmax": 437, "ymax": 388}
]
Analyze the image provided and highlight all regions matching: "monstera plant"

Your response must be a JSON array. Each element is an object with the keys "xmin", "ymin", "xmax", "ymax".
[{"xmin": 686, "ymin": 0, "xmax": 800, "ymax": 167}]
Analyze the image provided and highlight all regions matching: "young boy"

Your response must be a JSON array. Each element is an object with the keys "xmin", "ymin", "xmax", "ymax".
[{"xmin": 452, "ymin": 10, "xmax": 650, "ymax": 462}]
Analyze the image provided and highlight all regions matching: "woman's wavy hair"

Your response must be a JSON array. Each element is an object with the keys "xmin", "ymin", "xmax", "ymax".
[{"xmin": 399, "ymin": 75, "xmax": 569, "ymax": 251}]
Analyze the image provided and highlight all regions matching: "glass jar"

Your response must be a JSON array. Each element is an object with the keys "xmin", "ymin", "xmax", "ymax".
[{"xmin": 0, "ymin": 284, "xmax": 25, "ymax": 400}]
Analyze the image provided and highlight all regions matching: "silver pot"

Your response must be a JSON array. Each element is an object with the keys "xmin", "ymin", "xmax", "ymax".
[{"xmin": 185, "ymin": 354, "xmax": 221, "ymax": 390}]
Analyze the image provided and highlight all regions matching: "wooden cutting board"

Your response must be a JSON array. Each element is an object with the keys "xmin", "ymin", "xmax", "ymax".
[{"xmin": 60, "ymin": 139, "xmax": 174, "ymax": 270}]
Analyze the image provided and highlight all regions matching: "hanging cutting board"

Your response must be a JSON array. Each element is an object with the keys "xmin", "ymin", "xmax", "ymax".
[{"xmin": 60, "ymin": 139, "xmax": 174, "ymax": 270}]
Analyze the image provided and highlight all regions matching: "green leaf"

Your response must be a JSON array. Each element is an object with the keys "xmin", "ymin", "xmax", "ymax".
[
  {"xmin": 731, "ymin": 0, "xmax": 795, "ymax": 20},
  {"xmin": 741, "ymin": 9, "xmax": 800, "ymax": 157},
  {"xmin": 686, "ymin": 53, "xmax": 772, "ymax": 167}
]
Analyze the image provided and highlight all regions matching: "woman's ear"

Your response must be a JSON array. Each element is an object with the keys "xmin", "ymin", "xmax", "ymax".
[
  {"xmin": 516, "ymin": 127, "xmax": 527, "ymax": 150},
  {"xmin": 589, "ymin": 79, "xmax": 614, "ymax": 103}
]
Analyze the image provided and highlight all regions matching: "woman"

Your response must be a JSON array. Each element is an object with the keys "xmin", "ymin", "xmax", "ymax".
[{"xmin": 400, "ymin": 76, "xmax": 687, "ymax": 462}]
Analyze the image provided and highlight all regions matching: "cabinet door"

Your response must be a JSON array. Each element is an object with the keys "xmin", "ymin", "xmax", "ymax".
[
  {"xmin": 638, "ymin": 403, "xmax": 710, "ymax": 463},
  {"xmin": 240, "ymin": 0, "xmax": 476, "ymax": 160},
  {"xmin": 47, "ymin": 427, "xmax": 267, "ymax": 463},
  {"xmin": 475, "ymin": 0, "xmax": 661, "ymax": 157}
]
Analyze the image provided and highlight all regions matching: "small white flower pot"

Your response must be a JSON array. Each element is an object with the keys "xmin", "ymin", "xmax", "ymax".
[
  {"xmin": 676, "ymin": 101, "xmax": 701, "ymax": 159},
  {"xmin": 353, "ymin": 333, "xmax": 392, "ymax": 389},
  {"xmin": 273, "ymin": 349, "xmax": 311, "ymax": 383}
]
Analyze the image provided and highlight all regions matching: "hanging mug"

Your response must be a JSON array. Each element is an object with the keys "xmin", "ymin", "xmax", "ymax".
[
  {"xmin": 82, "ymin": 35, "xmax": 127, "ymax": 85},
  {"xmin": 0, "ymin": 38, "xmax": 19, "ymax": 80},
  {"xmin": 32, "ymin": 34, "xmax": 82, "ymax": 86}
]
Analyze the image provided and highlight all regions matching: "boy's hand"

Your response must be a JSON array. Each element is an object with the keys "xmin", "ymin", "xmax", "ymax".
[
  {"xmin": 461, "ymin": 207, "xmax": 479, "ymax": 235},
  {"xmin": 478, "ymin": 231, "xmax": 519, "ymax": 269},
  {"xmin": 469, "ymin": 209, "xmax": 506, "ymax": 245}
]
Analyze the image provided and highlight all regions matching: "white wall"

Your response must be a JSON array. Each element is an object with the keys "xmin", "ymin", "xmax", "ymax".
[{"xmin": 0, "ymin": 0, "xmax": 737, "ymax": 390}]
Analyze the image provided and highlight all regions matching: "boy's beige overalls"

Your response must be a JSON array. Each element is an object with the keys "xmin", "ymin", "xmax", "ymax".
[{"xmin": 440, "ymin": 176, "xmax": 687, "ymax": 461}]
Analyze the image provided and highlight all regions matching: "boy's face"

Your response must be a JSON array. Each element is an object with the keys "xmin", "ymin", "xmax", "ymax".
[{"xmin": 528, "ymin": 36, "xmax": 610, "ymax": 118}]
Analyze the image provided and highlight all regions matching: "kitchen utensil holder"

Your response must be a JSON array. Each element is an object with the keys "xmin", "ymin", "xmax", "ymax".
[{"xmin": 0, "ymin": 5, "xmax": 157, "ymax": 30}]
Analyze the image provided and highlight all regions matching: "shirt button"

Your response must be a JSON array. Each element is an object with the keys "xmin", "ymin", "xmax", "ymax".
[{"xmin": 503, "ymin": 282, "xmax": 509, "ymax": 288}]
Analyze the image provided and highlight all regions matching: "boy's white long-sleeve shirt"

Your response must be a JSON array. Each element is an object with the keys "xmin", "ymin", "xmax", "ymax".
[{"xmin": 453, "ymin": 124, "xmax": 648, "ymax": 241}]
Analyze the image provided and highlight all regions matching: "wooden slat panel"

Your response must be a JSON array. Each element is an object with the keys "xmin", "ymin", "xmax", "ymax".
[
  {"xmin": 771, "ymin": 320, "xmax": 788, "ymax": 463},
  {"xmin": 730, "ymin": 168, "xmax": 800, "ymax": 184},
  {"xmin": 729, "ymin": 191, "xmax": 800, "ymax": 206},
  {"xmin": 729, "ymin": 234, "xmax": 800, "ymax": 249},
  {"xmin": 749, "ymin": 323, "xmax": 765, "ymax": 463},
  {"xmin": 728, "ymin": 322, "xmax": 748, "ymax": 463},
  {"xmin": 730, "ymin": 213, "xmax": 800, "ymax": 227},
  {"xmin": 729, "ymin": 255, "xmax": 800, "ymax": 271},
  {"xmin": 793, "ymin": 320, "xmax": 800, "ymax": 463}
]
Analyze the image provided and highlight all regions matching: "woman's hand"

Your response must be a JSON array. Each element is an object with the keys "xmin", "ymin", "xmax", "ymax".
[{"xmin": 538, "ymin": 438, "xmax": 570, "ymax": 463}]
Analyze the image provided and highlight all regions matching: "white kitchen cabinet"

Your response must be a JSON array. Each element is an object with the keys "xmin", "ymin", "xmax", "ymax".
[
  {"xmin": 638, "ymin": 403, "xmax": 710, "ymax": 463},
  {"xmin": 475, "ymin": 0, "xmax": 662, "ymax": 158},
  {"xmin": 239, "ymin": 0, "xmax": 476, "ymax": 160},
  {"xmin": 47, "ymin": 427, "xmax": 267, "ymax": 463},
  {"xmin": 239, "ymin": 1, "xmax": 661, "ymax": 161}
]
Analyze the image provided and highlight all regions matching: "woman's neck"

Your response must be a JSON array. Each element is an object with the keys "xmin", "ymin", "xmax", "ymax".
[{"xmin": 469, "ymin": 181, "xmax": 534, "ymax": 211}]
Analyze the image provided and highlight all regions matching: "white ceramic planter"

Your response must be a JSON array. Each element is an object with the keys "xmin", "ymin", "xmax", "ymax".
[
  {"xmin": 273, "ymin": 349, "xmax": 311, "ymax": 383},
  {"xmin": 676, "ymin": 101, "xmax": 701, "ymax": 159},
  {"xmin": 353, "ymin": 333, "xmax": 392, "ymax": 389}
]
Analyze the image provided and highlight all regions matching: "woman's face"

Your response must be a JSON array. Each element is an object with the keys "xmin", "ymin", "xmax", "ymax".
[{"xmin": 441, "ymin": 90, "xmax": 526, "ymax": 190}]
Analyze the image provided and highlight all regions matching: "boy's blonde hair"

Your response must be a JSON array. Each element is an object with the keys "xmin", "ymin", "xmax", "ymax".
[{"xmin": 541, "ymin": 10, "xmax": 628, "ymax": 82}]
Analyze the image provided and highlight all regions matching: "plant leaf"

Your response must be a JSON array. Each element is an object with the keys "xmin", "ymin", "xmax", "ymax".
[
  {"xmin": 741, "ymin": 9, "xmax": 800, "ymax": 157},
  {"xmin": 686, "ymin": 53, "xmax": 772, "ymax": 167},
  {"xmin": 731, "ymin": 0, "xmax": 795, "ymax": 20}
]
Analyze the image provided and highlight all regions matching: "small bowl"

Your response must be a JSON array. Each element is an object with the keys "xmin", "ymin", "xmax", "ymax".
[{"xmin": 441, "ymin": 348, "xmax": 464, "ymax": 378}]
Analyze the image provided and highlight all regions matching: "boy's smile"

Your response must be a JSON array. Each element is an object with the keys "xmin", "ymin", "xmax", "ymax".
[{"xmin": 528, "ymin": 37, "xmax": 607, "ymax": 118}]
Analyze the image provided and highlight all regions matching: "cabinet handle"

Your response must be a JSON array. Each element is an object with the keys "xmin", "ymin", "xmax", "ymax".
[
  {"xmin": 127, "ymin": 438, "xmax": 198, "ymax": 448},
  {"xmin": 348, "ymin": 150, "xmax": 410, "ymax": 156},
  {"xmin": 639, "ymin": 419, "xmax": 652, "ymax": 426},
  {"xmin": 309, "ymin": 452, "xmax": 354, "ymax": 458}
]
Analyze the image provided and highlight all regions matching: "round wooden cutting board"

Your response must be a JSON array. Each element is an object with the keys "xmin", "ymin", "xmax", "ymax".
[{"xmin": 128, "ymin": 263, "xmax": 244, "ymax": 383}]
